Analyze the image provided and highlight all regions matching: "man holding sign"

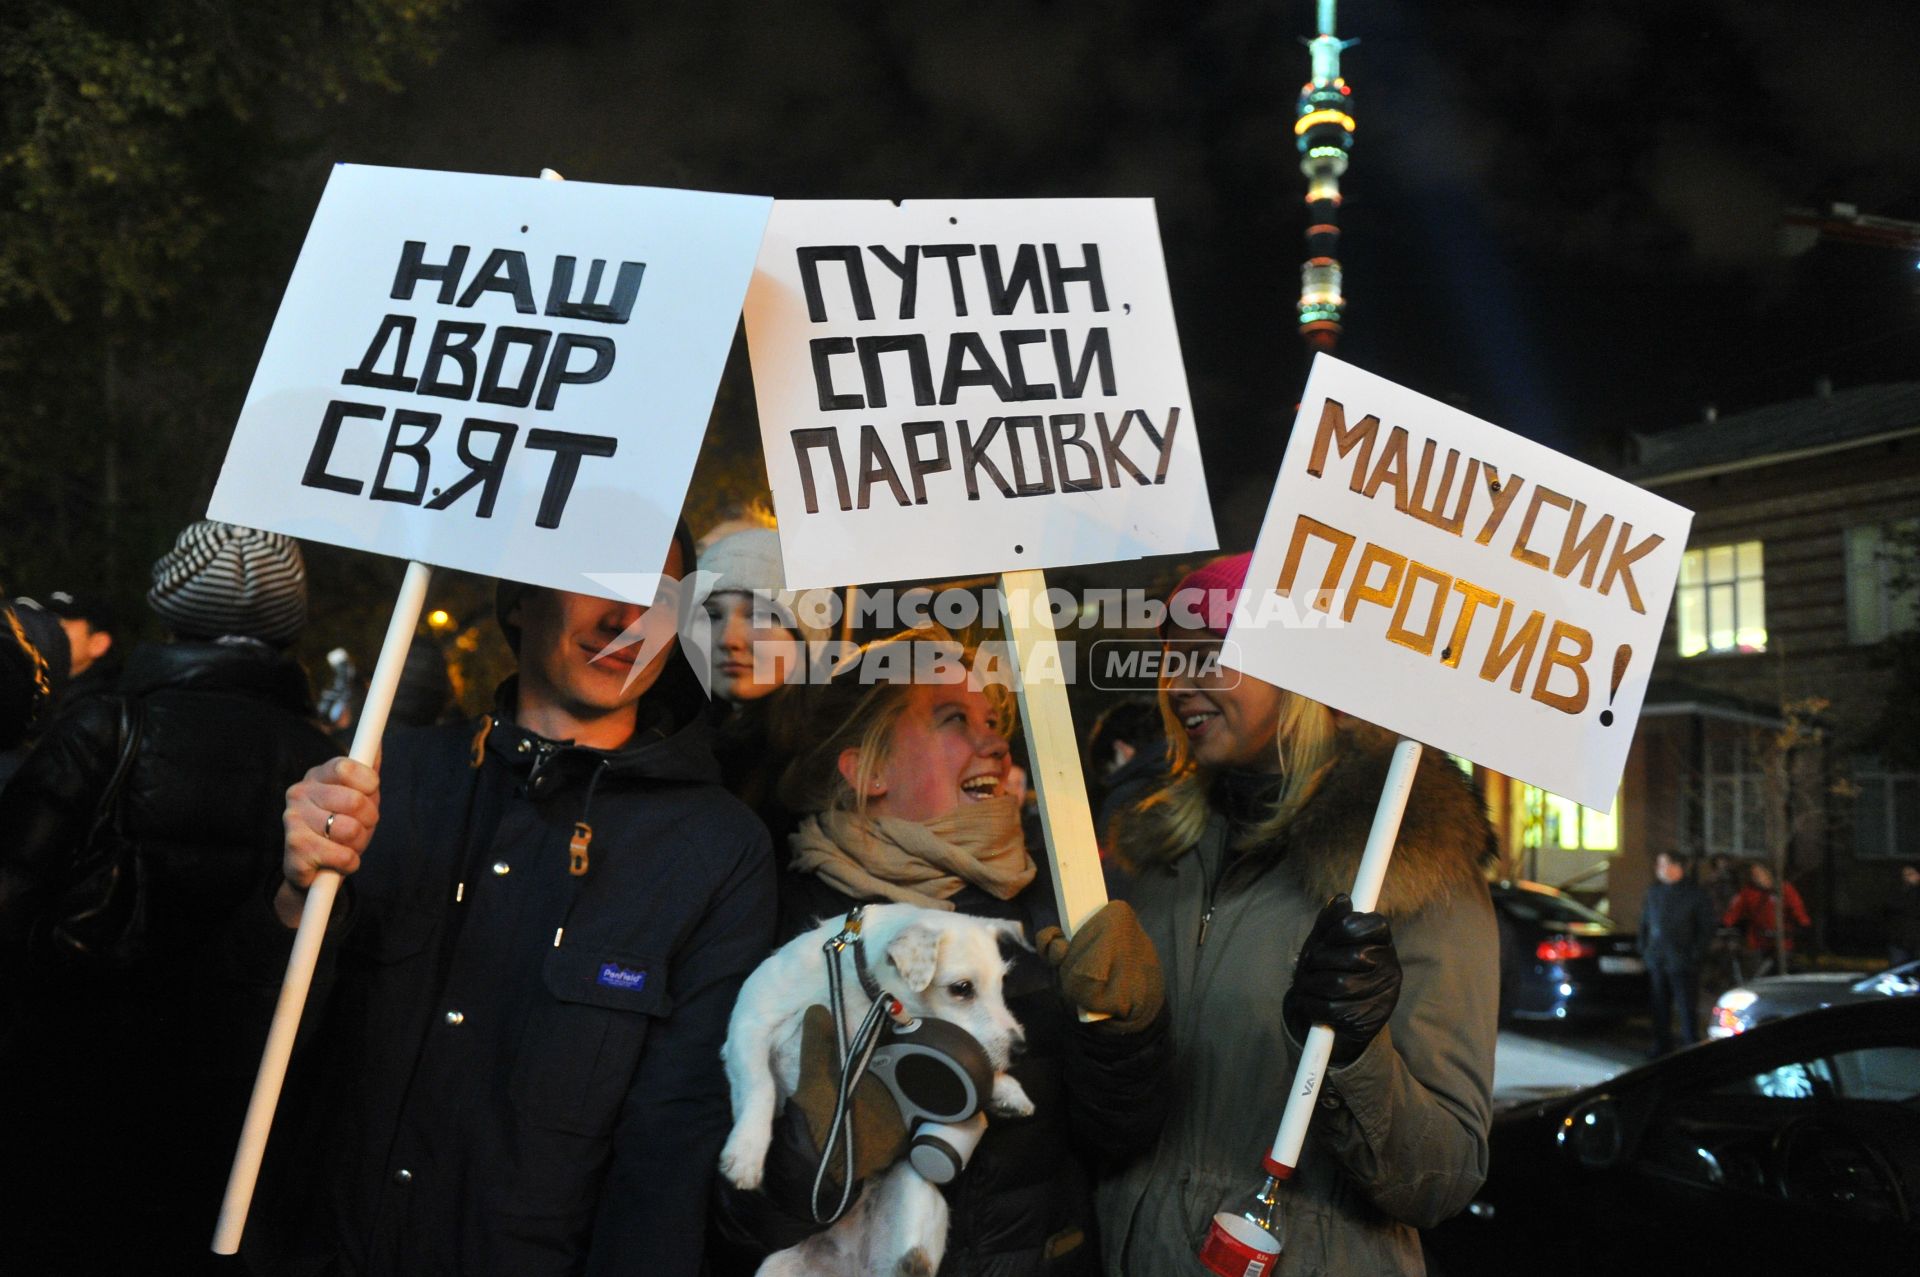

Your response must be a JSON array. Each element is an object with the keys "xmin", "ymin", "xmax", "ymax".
[
  {"xmin": 199, "ymin": 164, "xmax": 780, "ymax": 1275},
  {"xmin": 249, "ymin": 525, "xmax": 775, "ymax": 1275}
]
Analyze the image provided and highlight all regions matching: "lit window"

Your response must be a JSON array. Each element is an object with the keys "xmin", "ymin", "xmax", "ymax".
[
  {"xmin": 1844, "ymin": 522, "xmax": 1919, "ymax": 645},
  {"xmin": 1519, "ymin": 785, "xmax": 1620, "ymax": 852},
  {"xmin": 1853, "ymin": 761, "xmax": 1920, "ymax": 861},
  {"xmin": 1676, "ymin": 541, "xmax": 1766, "ymax": 657}
]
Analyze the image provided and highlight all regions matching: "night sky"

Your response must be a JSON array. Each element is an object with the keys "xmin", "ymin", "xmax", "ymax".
[{"xmin": 311, "ymin": 0, "xmax": 1920, "ymax": 552}]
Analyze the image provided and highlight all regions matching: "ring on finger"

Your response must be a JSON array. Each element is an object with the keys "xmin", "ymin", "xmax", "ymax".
[{"xmin": 324, "ymin": 812, "xmax": 339, "ymax": 839}]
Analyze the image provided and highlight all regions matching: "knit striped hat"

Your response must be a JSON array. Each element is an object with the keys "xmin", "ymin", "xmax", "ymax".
[{"xmin": 147, "ymin": 521, "xmax": 308, "ymax": 646}]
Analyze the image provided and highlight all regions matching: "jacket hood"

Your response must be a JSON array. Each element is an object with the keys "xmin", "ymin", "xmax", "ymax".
[
  {"xmin": 118, "ymin": 639, "xmax": 315, "ymax": 714},
  {"xmin": 485, "ymin": 676, "xmax": 722, "ymax": 786},
  {"xmin": 1276, "ymin": 722, "xmax": 1493, "ymax": 918},
  {"xmin": 1121, "ymin": 720, "xmax": 1492, "ymax": 919}
]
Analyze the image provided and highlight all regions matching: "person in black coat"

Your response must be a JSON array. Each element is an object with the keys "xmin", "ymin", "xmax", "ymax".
[
  {"xmin": 0, "ymin": 595, "xmax": 69, "ymax": 787},
  {"xmin": 0, "ymin": 598, "xmax": 60, "ymax": 759},
  {"xmin": 712, "ymin": 627, "xmax": 1171, "ymax": 1277},
  {"xmin": 259, "ymin": 524, "xmax": 775, "ymax": 1277},
  {"xmin": 0, "ymin": 521, "xmax": 337, "ymax": 1277},
  {"xmin": 1640, "ymin": 851, "xmax": 1718, "ymax": 1055}
]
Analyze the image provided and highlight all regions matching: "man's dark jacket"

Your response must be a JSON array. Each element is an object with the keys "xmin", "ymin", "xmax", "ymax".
[
  {"xmin": 0, "ymin": 640, "xmax": 337, "ymax": 1275},
  {"xmin": 1639, "ymin": 877, "xmax": 1717, "ymax": 969},
  {"xmin": 711, "ymin": 858, "xmax": 1171, "ymax": 1277},
  {"xmin": 245, "ymin": 687, "xmax": 775, "ymax": 1277}
]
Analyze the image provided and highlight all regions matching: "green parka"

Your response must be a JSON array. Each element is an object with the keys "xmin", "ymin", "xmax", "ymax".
[{"xmin": 1097, "ymin": 728, "xmax": 1498, "ymax": 1276}]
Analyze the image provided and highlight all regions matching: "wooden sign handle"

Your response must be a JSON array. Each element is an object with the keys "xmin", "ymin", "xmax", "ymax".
[
  {"xmin": 1263, "ymin": 737, "xmax": 1422, "ymax": 1179},
  {"xmin": 212, "ymin": 559, "xmax": 433, "ymax": 1254},
  {"xmin": 998, "ymin": 569, "xmax": 1110, "ymax": 1022}
]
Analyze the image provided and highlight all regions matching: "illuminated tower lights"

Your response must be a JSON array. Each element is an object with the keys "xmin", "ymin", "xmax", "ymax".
[{"xmin": 1297, "ymin": 0, "xmax": 1356, "ymax": 350}]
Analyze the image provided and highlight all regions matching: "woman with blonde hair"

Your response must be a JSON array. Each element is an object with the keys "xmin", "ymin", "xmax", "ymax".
[
  {"xmin": 1097, "ymin": 554, "xmax": 1498, "ymax": 1276},
  {"xmin": 713, "ymin": 626, "xmax": 1171, "ymax": 1277}
]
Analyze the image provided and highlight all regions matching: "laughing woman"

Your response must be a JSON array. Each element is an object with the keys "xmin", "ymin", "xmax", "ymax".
[
  {"xmin": 1098, "ymin": 554, "xmax": 1498, "ymax": 1277},
  {"xmin": 712, "ymin": 627, "xmax": 1171, "ymax": 1277}
]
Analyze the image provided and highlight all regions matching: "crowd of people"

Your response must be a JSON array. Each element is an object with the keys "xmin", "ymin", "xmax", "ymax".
[{"xmin": 0, "ymin": 511, "xmax": 1869, "ymax": 1276}]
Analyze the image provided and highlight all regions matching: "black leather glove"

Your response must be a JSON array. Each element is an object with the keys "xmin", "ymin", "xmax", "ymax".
[{"xmin": 1283, "ymin": 894, "xmax": 1402, "ymax": 1066}]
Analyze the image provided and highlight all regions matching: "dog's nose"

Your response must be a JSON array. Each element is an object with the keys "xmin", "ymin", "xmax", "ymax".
[{"xmin": 1007, "ymin": 1026, "xmax": 1028, "ymax": 1059}]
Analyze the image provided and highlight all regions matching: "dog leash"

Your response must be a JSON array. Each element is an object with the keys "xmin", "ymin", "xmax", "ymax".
[{"xmin": 812, "ymin": 905, "xmax": 909, "ymax": 1224}]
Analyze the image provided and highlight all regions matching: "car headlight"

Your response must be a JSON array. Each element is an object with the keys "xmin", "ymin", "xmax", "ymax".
[{"xmin": 1718, "ymin": 988, "xmax": 1758, "ymax": 1012}]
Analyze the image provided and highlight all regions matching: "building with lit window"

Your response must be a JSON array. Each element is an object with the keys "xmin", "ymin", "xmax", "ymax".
[{"xmin": 1503, "ymin": 381, "xmax": 1920, "ymax": 947}]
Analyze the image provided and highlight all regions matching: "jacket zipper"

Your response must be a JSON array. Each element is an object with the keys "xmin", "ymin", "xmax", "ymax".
[{"xmin": 1196, "ymin": 825, "xmax": 1227, "ymax": 950}]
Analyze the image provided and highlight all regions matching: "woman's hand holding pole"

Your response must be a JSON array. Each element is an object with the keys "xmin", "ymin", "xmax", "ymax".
[{"xmin": 1263, "ymin": 737, "xmax": 1421, "ymax": 1179}]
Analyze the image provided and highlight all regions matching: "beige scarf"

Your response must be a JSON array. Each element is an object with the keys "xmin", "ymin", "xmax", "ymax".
[{"xmin": 788, "ymin": 797, "xmax": 1036, "ymax": 910}]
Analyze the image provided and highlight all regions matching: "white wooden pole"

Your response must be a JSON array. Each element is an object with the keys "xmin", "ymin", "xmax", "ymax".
[
  {"xmin": 998, "ymin": 569, "xmax": 1110, "ymax": 1025},
  {"xmin": 214, "ymin": 164, "xmax": 567, "ymax": 1256},
  {"xmin": 211, "ymin": 559, "xmax": 433, "ymax": 1253},
  {"xmin": 1262, "ymin": 736, "xmax": 1423, "ymax": 1179}
]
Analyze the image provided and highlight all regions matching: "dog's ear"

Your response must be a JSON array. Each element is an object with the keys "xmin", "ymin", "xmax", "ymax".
[
  {"xmin": 885, "ymin": 924, "xmax": 943, "ymax": 992},
  {"xmin": 992, "ymin": 919, "xmax": 1032, "ymax": 952}
]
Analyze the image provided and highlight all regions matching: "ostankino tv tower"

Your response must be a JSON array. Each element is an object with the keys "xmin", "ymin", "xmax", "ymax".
[{"xmin": 1296, "ymin": 0, "xmax": 1356, "ymax": 351}]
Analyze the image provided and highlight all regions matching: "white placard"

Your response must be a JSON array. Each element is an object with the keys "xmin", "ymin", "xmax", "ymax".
[
  {"xmin": 1226, "ymin": 355, "xmax": 1693, "ymax": 812},
  {"xmin": 210, "ymin": 164, "xmax": 772, "ymax": 600},
  {"xmin": 744, "ymin": 199, "xmax": 1217, "ymax": 587}
]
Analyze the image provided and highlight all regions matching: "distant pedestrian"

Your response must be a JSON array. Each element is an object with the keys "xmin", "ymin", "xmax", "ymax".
[
  {"xmin": 1889, "ymin": 864, "xmax": 1920, "ymax": 967},
  {"xmin": 39, "ymin": 588, "xmax": 120, "ymax": 702},
  {"xmin": 1640, "ymin": 851, "xmax": 1716, "ymax": 1054},
  {"xmin": 1723, "ymin": 862, "xmax": 1811, "ymax": 976}
]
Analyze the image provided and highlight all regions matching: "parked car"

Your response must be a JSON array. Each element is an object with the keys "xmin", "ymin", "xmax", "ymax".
[
  {"xmin": 1425, "ymin": 999, "xmax": 1920, "ymax": 1276},
  {"xmin": 1711, "ymin": 959, "xmax": 1920, "ymax": 1038},
  {"xmin": 1492, "ymin": 879, "xmax": 1647, "ymax": 1022}
]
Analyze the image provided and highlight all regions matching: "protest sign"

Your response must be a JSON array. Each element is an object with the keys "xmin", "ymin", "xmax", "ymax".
[
  {"xmin": 743, "ymin": 198, "xmax": 1216, "ymax": 589},
  {"xmin": 210, "ymin": 163, "xmax": 772, "ymax": 602},
  {"xmin": 1203, "ymin": 356, "xmax": 1692, "ymax": 1225},
  {"xmin": 1227, "ymin": 354, "xmax": 1694, "ymax": 812},
  {"xmin": 745, "ymin": 198, "xmax": 1218, "ymax": 947}
]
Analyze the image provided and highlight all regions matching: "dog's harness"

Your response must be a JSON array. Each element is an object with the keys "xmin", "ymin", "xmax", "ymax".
[{"xmin": 813, "ymin": 905, "xmax": 907, "ymax": 1224}]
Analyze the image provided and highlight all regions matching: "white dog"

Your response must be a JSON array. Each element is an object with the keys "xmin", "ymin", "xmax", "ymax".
[{"xmin": 719, "ymin": 904, "xmax": 1035, "ymax": 1277}]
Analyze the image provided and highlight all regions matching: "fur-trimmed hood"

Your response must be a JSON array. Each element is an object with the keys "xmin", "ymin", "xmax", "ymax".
[
  {"xmin": 1122, "ymin": 721, "xmax": 1493, "ymax": 919},
  {"xmin": 1276, "ymin": 726, "xmax": 1492, "ymax": 918}
]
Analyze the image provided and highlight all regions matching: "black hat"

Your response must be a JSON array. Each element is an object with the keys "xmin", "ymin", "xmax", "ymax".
[{"xmin": 43, "ymin": 589, "xmax": 117, "ymax": 634}]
